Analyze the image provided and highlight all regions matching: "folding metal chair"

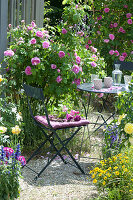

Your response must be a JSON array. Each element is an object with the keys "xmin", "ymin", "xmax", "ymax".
[{"xmin": 23, "ymin": 84, "xmax": 90, "ymax": 180}]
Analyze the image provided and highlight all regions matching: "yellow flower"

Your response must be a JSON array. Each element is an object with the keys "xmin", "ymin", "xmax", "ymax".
[
  {"xmin": 115, "ymin": 171, "xmax": 119, "ymax": 176},
  {"xmin": 92, "ymin": 174, "xmax": 95, "ymax": 179},
  {"xmin": 114, "ymin": 166, "xmax": 118, "ymax": 170},
  {"xmin": 124, "ymin": 168, "xmax": 128, "ymax": 172},
  {"xmin": 103, "ymin": 181, "xmax": 106, "ymax": 185},
  {"xmin": 107, "ymin": 173, "xmax": 111, "ymax": 177},
  {"xmin": 0, "ymin": 75, "xmax": 3, "ymax": 83},
  {"xmin": 94, "ymin": 167, "xmax": 99, "ymax": 172},
  {"xmin": 118, "ymin": 114, "xmax": 126, "ymax": 124},
  {"xmin": 0, "ymin": 126, "xmax": 7, "ymax": 134},
  {"xmin": 93, "ymin": 179, "xmax": 97, "ymax": 183},
  {"xmin": 122, "ymin": 165, "xmax": 125, "ymax": 169},
  {"xmin": 117, "ymin": 92, "xmax": 121, "ymax": 96},
  {"xmin": 124, "ymin": 123, "xmax": 133, "ymax": 134},
  {"xmin": 89, "ymin": 170, "xmax": 93, "ymax": 174},
  {"xmin": 104, "ymin": 176, "xmax": 107, "ymax": 180},
  {"xmin": 12, "ymin": 125, "xmax": 21, "ymax": 135},
  {"xmin": 99, "ymin": 173, "xmax": 102, "ymax": 177}
]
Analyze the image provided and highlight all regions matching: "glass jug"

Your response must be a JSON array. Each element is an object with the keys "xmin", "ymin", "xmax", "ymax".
[{"xmin": 112, "ymin": 64, "xmax": 122, "ymax": 85}]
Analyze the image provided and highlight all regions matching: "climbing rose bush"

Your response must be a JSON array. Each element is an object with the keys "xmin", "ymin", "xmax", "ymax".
[{"xmin": 3, "ymin": 17, "xmax": 105, "ymax": 105}]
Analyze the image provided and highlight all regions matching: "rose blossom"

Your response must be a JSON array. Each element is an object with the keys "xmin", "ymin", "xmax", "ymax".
[
  {"xmin": 4, "ymin": 50, "xmax": 14, "ymax": 57},
  {"xmin": 74, "ymin": 115, "xmax": 81, "ymax": 121},
  {"xmin": 90, "ymin": 46, "xmax": 97, "ymax": 53},
  {"xmin": 72, "ymin": 65, "xmax": 80, "ymax": 74},
  {"xmin": 36, "ymin": 31, "xmax": 43, "ymax": 38},
  {"xmin": 88, "ymin": 40, "xmax": 92, "ymax": 44},
  {"xmin": 42, "ymin": 41, "xmax": 50, "ymax": 48},
  {"xmin": 119, "ymin": 56, "xmax": 125, "ymax": 61},
  {"xmin": 25, "ymin": 66, "xmax": 32, "ymax": 75},
  {"xmin": 104, "ymin": 8, "xmax": 110, "ymax": 13},
  {"xmin": 85, "ymin": 44, "xmax": 89, "ymax": 49},
  {"xmin": 30, "ymin": 38, "xmax": 36, "ymax": 44},
  {"xmin": 109, "ymin": 50, "xmax": 114, "ymax": 55},
  {"xmin": 62, "ymin": 28, "xmax": 67, "ymax": 34},
  {"xmin": 74, "ymin": 52, "xmax": 77, "ymax": 57},
  {"xmin": 27, "ymin": 26, "xmax": 33, "ymax": 31},
  {"xmin": 118, "ymin": 27, "xmax": 124, "ymax": 32},
  {"xmin": 124, "ymin": 5, "xmax": 128, "ymax": 8},
  {"xmin": 74, "ymin": 78, "xmax": 81, "ymax": 85},
  {"xmin": 131, "ymin": 40, "xmax": 133, "ymax": 43},
  {"xmin": 127, "ymin": 19, "xmax": 132, "ymax": 24},
  {"xmin": 66, "ymin": 114, "xmax": 73, "ymax": 121},
  {"xmin": 104, "ymin": 39, "xmax": 109, "ymax": 43},
  {"xmin": 31, "ymin": 21, "xmax": 36, "ymax": 27},
  {"xmin": 91, "ymin": 61, "xmax": 97, "ymax": 67},
  {"xmin": 113, "ymin": 23, "xmax": 118, "ymax": 27},
  {"xmin": 56, "ymin": 76, "xmax": 62, "ymax": 83},
  {"xmin": 31, "ymin": 57, "xmax": 40, "ymax": 65},
  {"xmin": 114, "ymin": 50, "xmax": 119, "ymax": 56},
  {"xmin": 122, "ymin": 52, "xmax": 127, "ymax": 57},
  {"xmin": 57, "ymin": 69, "xmax": 60, "ymax": 73},
  {"xmin": 51, "ymin": 64, "xmax": 56, "ymax": 69},
  {"xmin": 110, "ymin": 24, "xmax": 114, "ymax": 28},
  {"xmin": 58, "ymin": 51, "xmax": 65, "ymax": 58},
  {"xmin": 126, "ymin": 13, "xmax": 132, "ymax": 18},
  {"xmin": 76, "ymin": 56, "xmax": 81, "ymax": 64},
  {"xmin": 109, "ymin": 34, "xmax": 115, "ymax": 40},
  {"xmin": 97, "ymin": 15, "xmax": 102, "ymax": 20}
]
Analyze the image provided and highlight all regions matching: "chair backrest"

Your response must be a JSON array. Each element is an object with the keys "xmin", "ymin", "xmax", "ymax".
[
  {"xmin": 23, "ymin": 84, "xmax": 52, "ymax": 128},
  {"xmin": 113, "ymin": 61, "xmax": 133, "ymax": 71}
]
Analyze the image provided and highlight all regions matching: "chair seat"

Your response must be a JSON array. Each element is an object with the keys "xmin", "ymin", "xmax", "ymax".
[{"xmin": 35, "ymin": 115, "xmax": 89, "ymax": 129}]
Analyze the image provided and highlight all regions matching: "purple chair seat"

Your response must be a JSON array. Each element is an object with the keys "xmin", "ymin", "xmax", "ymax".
[{"xmin": 35, "ymin": 115, "xmax": 89, "ymax": 129}]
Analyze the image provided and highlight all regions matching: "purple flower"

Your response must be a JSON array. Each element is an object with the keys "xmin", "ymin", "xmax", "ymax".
[
  {"xmin": 127, "ymin": 19, "xmax": 132, "ymax": 24},
  {"xmin": 30, "ymin": 38, "xmax": 36, "ymax": 44},
  {"xmin": 109, "ymin": 50, "xmax": 114, "ymax": 55},
  {"xmin": 109, "ymin": 34, "xmax": 115, "ymax": 40},
  {"xmin": 88, "ymin": 40, "xmax": 92, "ymax": 44},
  {"xmin": 25, "ymin": 66, "xmax": 32, "ymax": 75},
  {"xmin": 3, "ymin": 147, "xmax": 14, "ymax": 158},
  {"xmin": 104, "ymin": 8, "xmax": 110, "ymax": 13},
  {"xmin": 122, "ymin": 52, "xmax": 127, "ymax": 58},
  {"xmin": 90, "ymin": 46, "xmax": 97, "ymax": 53},
  {"xmin": 27, "ymin": 26, "xmax": 33, "ymax": 31},
  {"xmin": 104, "ymin": 39, "xmax": 109, "ymax": 43},
  {"xmin": 72, "ymin": 64, "xmax": 80, "ymax": 74},
  {"xmin": 66, "ymin": 114, "xmax": 73, "ymax": 121},
  {"xmin": 58, "ymin": 51, "xmax": 65, "ymax": 58},
  {"xmin": 31, "ymin": 57, "xmax": 40, "ymax": 65},
  {"xmin": 119, "ymin": 56, "xmax": 125, "ymax": 61},
  {"xmin": 90, "ymin": 61, "xmax": 97, "ymax": 67},
  {"xmin": 42, "ymin": 41, "xmax": 50, "ymax": 48},
  {"xmin": 36, "ymin": 31, "xmax": 43, "ymax": 38},
  {"xmin": 51, "ymin": 64, "xmax": 56, "ymax": 69},
  {"xmin": 56, "ymin": 76, "xmax": 62, "ymax": 83},
  {"xmin": 18, "ymin": 156, "xmax": 26, "ymax": 166},
  {"xmin": 57, "ymin": 69, "xmax": 60, "ymax": 73},
  {"xmin": 4, "ymin": 50, "xmax": 14, "ymax": 57},
  {"xmin": 76, "ymin": 56, "xmax": 81, "ymax": 64},
  {"xmin": 113, "ymin": 23, "xmax": 118, "ymax": 27},
  {"xmin": 62, "ymin": 28, "xmax": 67, "ymax": 34},
  {"xmin": 126, "ymin": 13, "xmax": 132, "ymax": 18},
  {"xmin": 15, "ymin": 144, "xmax": 21, "ymax": 160},
  {"xmin": 74, "ymin": 115, "xmax": 81, "ymax": 121},
  {"xmin": 74, "ymin": 78, "xmax": 81, "ymax": 85}
]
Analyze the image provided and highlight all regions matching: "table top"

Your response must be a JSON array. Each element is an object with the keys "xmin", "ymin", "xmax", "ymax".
[{"xmin": 77, "ymin": 83, "xmax": 131, "ymax": 94}]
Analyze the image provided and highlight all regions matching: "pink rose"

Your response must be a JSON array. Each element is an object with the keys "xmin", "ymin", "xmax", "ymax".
[
  {"xmin": 76, "ymin": 56, "xmax": 81, "ymax": 64},
  {"xmin": 57, "ymin": 69, "xmax": 60, "ymax": 73},
  {"xmin": 74, "ymin": 78, "xmax": 81, "ymax": 85},
  {"xmin": 74, "ymin": 52, "xmax": 77, "ymax": 57},
  {"xmin": 31, "ymin": 21, "xmax": 36, "ymax": 27},
  {"xmin": 118, "ymin": 27, "xmax": 124, "ymax": 32},
  {"xmin": 36, "ymin": 31, "xmax": 43, "ymax": 38},
  {"xmin": 119, "ymin": 56, "xmax": 125, "ymax": 61},
  {"xmin": 104, "ymin": 39, "xmax": 109, "ymax": 43},
  {"xmin": 97, "ymin": 15, "xmax": 102, "ymax": 20},
  {"xmin": 77, "ymin": 31, "xmax": 84, "ymax": 36},
  {"xmin": 91, "ymin": 61, "xmax": 97, "ymax": 67},
  {"xmin": 131, "ymin": 40, "xmax": 133, "ymax": 43},
  {"xmin": 104, "ymin": 8, "xmax": 110, "ymax": 13},
  {"xmin": 62, "ymin": 28, "xmax": 67, "ymax": 34},
  {"xmin": 85, "ymin": 44, "xmax": 89, "ymax": 49},
  {"xmin": 88, "ymin": 40, "xmax": 92, "ymax": 44},
  {"xmin": 63, "ymin": 106, "xmax": 68, "ymax": 112},
  {"xmin": 109, "ymin": 50, "xmax": 114, "ymax": 55},
  {"xmin": 122, "ymin": 30, "xmax": 126, "ymax": 33},
  {"xmin": 18, "ymin": 156, "xmax": 26, "ymax": 166},
  {"xmin": 31, "ymin": 57, "xmax": 40, "ymax": 65},
  {"xmin": 58, "ymin": 51, "xmax": 65, "ymax": 58},
  {"xmin": 126, "ymin": 13, "xmax": 132, "ymax": 18},
  {"xmin": 114, "ymin": 50, "xmax": 119, "ymax": 56},
  {"xmin": 122, "ymin": 52, "xmax": 127, "ymax": 58},
  {"xmin": 4, "ymin": 50, "xmax": 14, "ymax": 57},
  {"xmin": 127, "ymin": 19, "xmax": 132, "ymax": 24},
  {"xmin": 66, "ymin": 114, "xmax": 73, "ymax": 121},
  {"xmin": 124, "ymin": 5, "xmax": 128, "ymax": 8},
  {"xmin": 113, "ymin": 23, "xmax": 118, "ymax": 27},
  {"xmin": 21, "ymin": 20, "xmax": 25, "ymax": 23},
  {"xmin": 4, "ymin": 147, "xmax": 14, "ymax": 158},
  {"xmin": 8, "ymin": 24, "xmax": 11, "ymax": 28},
  {"xmin": 25, "ymin": 66, "xmax": 32, "ymax": 75},
  {"xmin": 51, "ymin": 64, "xmax": 56, "ymax": 69},
  {"xmin": 110, "ymin": 24, "xmax": 114, "ymax": 28},
  {"xmin": 92, "ymin": 54, "xmax": 98, "ymax": 61},
  {"xmin": 56, "ymin": 76, "xmax": 62, "ymax": 83},
  {"xmin": 109, "ymin": 34, "xmax": 115, "ymax": 40},
  {"xmin": 72, "ymin": 65, "xmax": 80, "ymax": 74},
  {"xmin": 90, "ymin": 46, "xmax": 97, "ymax": 53},
  {"xmin": 74, "ymin": 115, "xmax": 81, "ymax": 121},
  {"xmin": 42, "ymin": 41, "xmax": 50, "ymax": 48},
  {"xmin": 27, "ymin": 26, "xmax": 33, "ymax": 31},
  {"xmin": 30, "ymin": 38, "xmax": 36, "ymax": 44}
]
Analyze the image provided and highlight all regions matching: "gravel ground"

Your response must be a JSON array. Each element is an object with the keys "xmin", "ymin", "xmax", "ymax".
[{"xmin": 17, "ymin": 112, "xmax": 113, "ymax": 200}]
